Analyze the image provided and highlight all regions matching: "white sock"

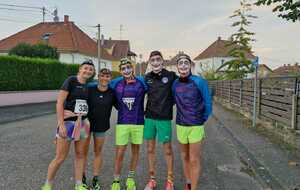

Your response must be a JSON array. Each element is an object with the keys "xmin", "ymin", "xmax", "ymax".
[{"xmin": 45, "ymin": 180, "xmax": 53, "ymax": 187}]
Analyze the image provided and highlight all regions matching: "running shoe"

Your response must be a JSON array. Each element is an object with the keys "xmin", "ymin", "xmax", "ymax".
[
  {"xmin": 110, "ymin": 181, "xmax": 121, "ymax": 190},
  {"xmin": 41, "ymin": 184, "xmax": 52, "ymax": 190},
  {"xmin": 126, "ymin": 177, "xmax": 136, "ymax": 190},
  {"xmin": 82, "ymin": 174, "xmax": 88, "ymax": 187},
  {"xmin": 91, "ymin": 177, "xmax": 101, "ymax": 190},
  {"xmin": 144, "ymin": 179, "xmax": 157, "ymax": 190},
  {"xmin": 165, "ymin": 180, "xmax": 174, "ymax": 190},
  {"xmin": 75, "ymin": 184, "xmax": 89, "ymax": 190}
]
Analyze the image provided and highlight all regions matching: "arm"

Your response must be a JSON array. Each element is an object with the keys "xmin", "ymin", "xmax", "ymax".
[
  {"xmin": 112, "ymin": 92, "xmax": 118, "ymax": 110},
  {"xmin": 198, "ymin": 79, "xmax": 212, "ymax": 121},
  {"xmin": 136, "ymin": 76, "xmax": 148, "ymax": 92},
  {"xmin": 56, "ymin": 90, "xmax": 69, "ymax": 137}
]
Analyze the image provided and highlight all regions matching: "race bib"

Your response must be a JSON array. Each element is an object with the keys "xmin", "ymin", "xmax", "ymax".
[
  {"xmin": 74, "ymin": 99, "xmax": 88, "ymax": 114},
  {"xmin": 122, "ymin": 97, "xmax": 135, "ymax": 111}
]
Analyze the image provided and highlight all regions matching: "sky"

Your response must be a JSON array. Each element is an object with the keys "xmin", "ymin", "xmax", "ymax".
[{"xmin": 0, "ymin": 0, "xmax": 299, "ymax": 69}]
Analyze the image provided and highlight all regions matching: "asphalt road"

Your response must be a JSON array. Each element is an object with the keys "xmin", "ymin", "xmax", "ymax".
[{"xmin": 0, "ymin": 109, "xmax": 263, "ymax": 190}]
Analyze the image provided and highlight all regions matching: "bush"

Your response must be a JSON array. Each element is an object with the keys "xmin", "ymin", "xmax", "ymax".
[
  {"xmin": 9, "ymin": 43, "xmax": 59, "ymax": 59},
  {"xmin": 0, "ymin": 55, "xmax": 79, "ymax": 91}
]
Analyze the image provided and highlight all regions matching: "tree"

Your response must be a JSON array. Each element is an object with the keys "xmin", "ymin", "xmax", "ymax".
[
  {"xmin": 218, "ymin": 0, "xmax": 256, "ymax": 79},
  {"xmin": 199, "ymin": 69, "xmax": 224, "ymax": 81},
  {"xmin": 255, "ymin": 0, "xmax": 300, "ymax": 22},
  {"xmin": 9, "ymin": 43, "xmax": 59, "ymax": 60}
]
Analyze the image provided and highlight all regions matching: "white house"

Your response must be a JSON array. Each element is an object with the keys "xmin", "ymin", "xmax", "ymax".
[{"xmin": 194, "ymin": 37, "xmax": 256, "ymax": 75}]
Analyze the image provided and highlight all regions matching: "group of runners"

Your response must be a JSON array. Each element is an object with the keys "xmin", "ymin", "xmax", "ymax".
[{"xmin": 41, "ymin": 50, "xmax": 212, "ymax": 190}]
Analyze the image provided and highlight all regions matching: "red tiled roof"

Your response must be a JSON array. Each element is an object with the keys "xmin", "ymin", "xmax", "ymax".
[
  {"xmin": 272, "ymin": 64, "xmax": 300, "ymax": 75},
  {"xmin": 102, "ymin": 39, "xmax": 136, "ymax": 60},
  {"xmin": 194, "ymin": 37, "xmax": 256, "ymax": 60},
  {"xmin": 0, "ymin": 18, "xmax": 134, "ymax": 61},
  {"xmin": 259, "ymin": 64, "xmax": 272, "ymax": 72}
]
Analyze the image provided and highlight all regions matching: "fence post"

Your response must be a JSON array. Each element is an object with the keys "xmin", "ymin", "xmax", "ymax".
[
  {"xmin": 240, "ymin": 80, "xmax": 243, "ymax": 107},
  {"xmin": 257, "ymin": 79, "xmax": 262, "ymax": 116},
  {"xmin": 229, "ymin": 81, "xmax": 231, "ymax": 103},
  {"xmin": 291, "ymin": 77, "xmax": 298, "ymax": 130}
]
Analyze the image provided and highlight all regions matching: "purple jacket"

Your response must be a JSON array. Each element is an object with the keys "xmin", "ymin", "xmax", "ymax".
[{"xmin": 110, "ymin": 76, "xmax": 147, "ymax": 125}]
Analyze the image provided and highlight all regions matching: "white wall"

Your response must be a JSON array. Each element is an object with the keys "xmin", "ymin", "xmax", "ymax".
[
  {"xmin": 59, "ymin": 53, "xmax": 112, "ymax": 74},
  {"xmin": 195, "ymin": 57, "xmax": 236, "ymax": 75},
  {"xmin": 0, "ymin": 52, "xmax": 8, "ymax": 56}
]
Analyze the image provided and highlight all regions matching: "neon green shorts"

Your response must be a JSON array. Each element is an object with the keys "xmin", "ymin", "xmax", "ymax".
[
  {"xmin": 144, "ymin": 118, "xmax": 172, "ymax": 143},
  {"xmin": 116, "ymin": 124, "xmax": 144, "ymax": 145},
  {"xmin": 176, "ymin": 125, "xmax": 205, "ymax": 144}
]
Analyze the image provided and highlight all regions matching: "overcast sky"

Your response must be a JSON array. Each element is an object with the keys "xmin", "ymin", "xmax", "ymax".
[{"xmin": 0, "ymin": 0, "xmax": 299, "ymax": 69}]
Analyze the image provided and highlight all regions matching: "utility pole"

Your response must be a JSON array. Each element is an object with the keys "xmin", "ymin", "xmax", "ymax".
[
  {"xmin": 96, "ymin": 24, "xmax": 102, "ymax": 73},
  {"xmin": 42, "ymin": 6, "xmax": 45, "ymax": 22},
  {"xmin": 252, "ymin": 56, "xmax": 259, "ymax": 128}
]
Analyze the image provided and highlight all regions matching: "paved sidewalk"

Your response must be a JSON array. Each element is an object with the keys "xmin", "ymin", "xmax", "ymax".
[
  {"xmin": 0, "ymin": 90, "xmax": 58, "ymax": 107},
  {"xmin": 213, "ymin": 102, "xmax": 300, "ymax": 190}
]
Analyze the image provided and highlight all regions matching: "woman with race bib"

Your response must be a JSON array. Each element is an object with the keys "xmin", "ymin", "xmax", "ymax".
[{"xmin": 41, "ymin": 60, "xmax": 95, "ymax": 190}]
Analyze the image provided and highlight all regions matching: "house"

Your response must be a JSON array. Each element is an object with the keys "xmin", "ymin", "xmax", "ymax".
[
  {"xmin": 247, "ymin": 64, "xmax": 273, "ymax": 78},
  {"xmin": 100, "ymin": 37, "xmax": 137, "ymax": 72},
  {"xmin": 193, "ymin": 37, "xmax": 256, "ymax": 75},
  {"xmin": 0, "ymin": 15, "xmax": 136, "ymax": 73},
  {"xmin": 271, "ymin": 63, "xmax": 300, "ymax": 76},
  {"xmin": 145, "ymin": 51, "xmax": 195, "ymax": 75}
]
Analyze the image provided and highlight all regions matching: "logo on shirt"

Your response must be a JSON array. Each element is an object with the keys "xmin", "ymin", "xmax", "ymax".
[
  {"xmin": 99, "ymin": 95, "xmax": 103, "ymax": 98},
  {"xmin": 147, "ymin": 79, "xmax": 153, "ymax": 84},
  {"xmin": 162, "ymin": 77, "xmax": 168, "ymax": 84},
  {"xmin": 122, "ymin": 97, "xmax": 135, "ymax": 111}
]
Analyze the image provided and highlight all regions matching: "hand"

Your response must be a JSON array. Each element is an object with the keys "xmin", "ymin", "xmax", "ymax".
[{"xmin": 58, "ymin": 123, "xmax": 67, "ymax": 138}]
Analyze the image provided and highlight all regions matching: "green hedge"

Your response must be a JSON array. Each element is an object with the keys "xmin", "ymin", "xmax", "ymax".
[
  {"xmin": 0, "ymin": 55, "xmax": 121, "ymax": 91},
  {"xmin": 0, "ymin": 55, "xmax": 79, "ymax": 91}
]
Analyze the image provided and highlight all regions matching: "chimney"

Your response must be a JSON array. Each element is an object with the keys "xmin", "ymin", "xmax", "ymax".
[
  {"xmin": 218, "ymin": 36, "xmax": 221, "ymax": 41},
  {"xmin": 64, "ymin": 15, "xmax": 69, "ymax": 23}
]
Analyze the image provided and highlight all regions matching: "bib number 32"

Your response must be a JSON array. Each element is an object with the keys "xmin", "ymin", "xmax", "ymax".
[{"xmin": 74, "ymin": 99, "xmax": 88, "ymax": 115}]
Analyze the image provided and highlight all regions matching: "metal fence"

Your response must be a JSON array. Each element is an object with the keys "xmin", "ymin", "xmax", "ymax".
[{"xmin": 209, "ymin": 76, "xmax": 300, "ymax": 130}]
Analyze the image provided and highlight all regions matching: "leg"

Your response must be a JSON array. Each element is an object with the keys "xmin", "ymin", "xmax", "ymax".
[
  {"xmin": 130, "ymin": 144, "xmax": 140, "ymax": 171},
  {"xmin": 129, "ymin": 125, "xmax": 143, "ymax": 172},
  {"xmin": 46, "ymin": 138, "xmax": 71, "ymax": 183},
  {"xmin": 179, "ymin": 143, "xmax": 191, "ymax": 183},
  {"xmin": 93, "ymin": 136, "xmax": 105, "ymax": 176},
  {"xmin": 163, "ymin": 142, "xmax": 174, "ymax": 180},
  {"xmin": 74, "ymin": 139, "xmax": 86, "ymax": 184},
  {"xmin": 114, "ymin": 145, "xmax": 127, "ymax": 175},
  {"xmin": 82, "ymin": 134, "xmax": 91, "ymax": 175},
  {"xmin": 146, "ymin": 140, "xmax": 156, "ymax": 177},
  {"xmin": 189, "ymin": 142, "xmax": 203, "ymax": 190}
]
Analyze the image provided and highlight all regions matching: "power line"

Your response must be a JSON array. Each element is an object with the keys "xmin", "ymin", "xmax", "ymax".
[
  {"xmin": 0, "ymin": 7, "xmax": 42, "ymax": 13},
  {"xmin": 0, "ymin": 3, "xmax": 41, "ymax": 10},
  {"xmin": 0, "ymin": 17, "xmax": 37, "ymax": 24}
]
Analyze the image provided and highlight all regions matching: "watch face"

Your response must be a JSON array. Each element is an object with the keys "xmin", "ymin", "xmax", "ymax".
[{"xmin": 162, "ymin": 77, "xmax": 168, "ymax": 84}]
